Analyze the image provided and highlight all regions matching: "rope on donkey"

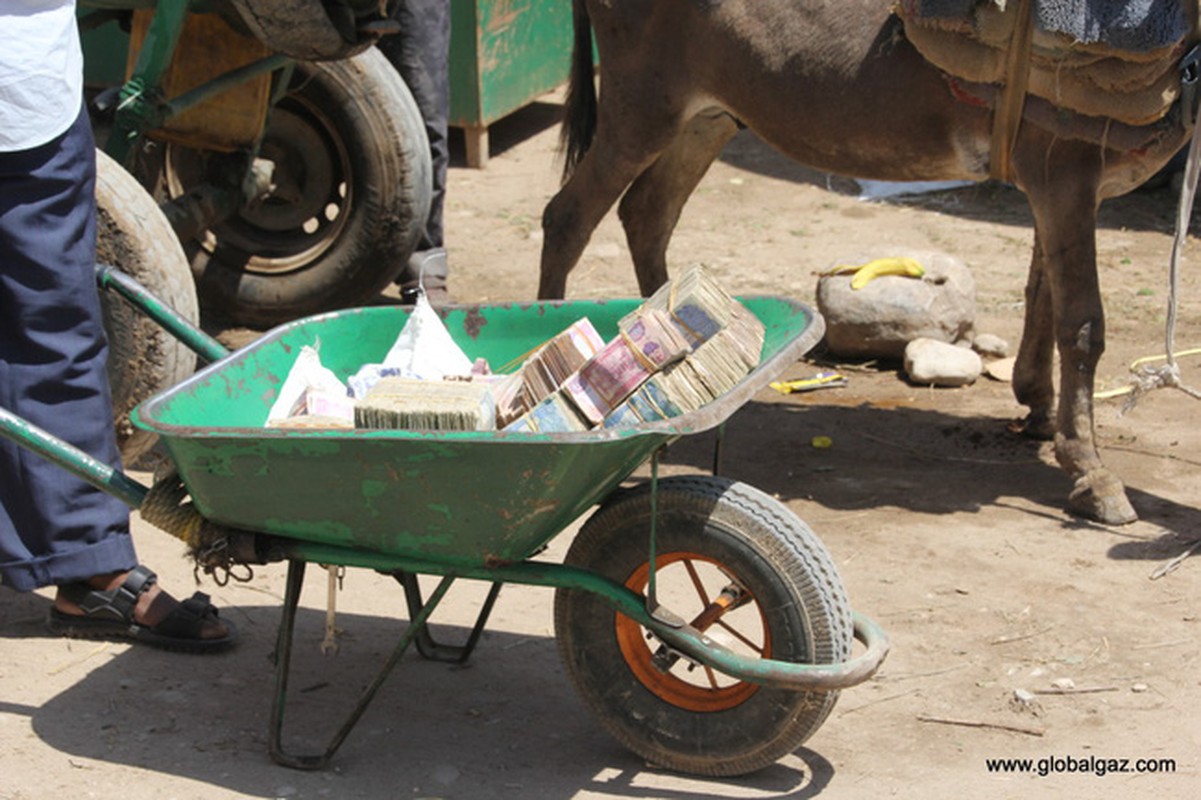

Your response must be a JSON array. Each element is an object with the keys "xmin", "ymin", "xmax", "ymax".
[
  {"xmin": 140, "ymin": 469, "xmax": 254, "ymax": 586},
  {"xmin": 1119, "ymin": 96, "xmax": 1201, "ymax": 413}
]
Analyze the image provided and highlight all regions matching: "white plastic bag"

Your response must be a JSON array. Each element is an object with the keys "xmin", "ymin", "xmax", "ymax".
[
  {"xmin": 357, "ymin": 294, "xmax": 473, "ymax": 392},
  {"xmin": 266, "ymin": 345, "xmax": 351, "ymax": 425}
]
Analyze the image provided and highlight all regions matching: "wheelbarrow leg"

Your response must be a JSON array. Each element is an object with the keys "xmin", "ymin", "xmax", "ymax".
[
  {"xmin": 268, "ymin": 559, "xmax": 458, "ymax": 770},
  {"xmin": 393, "ymin": 571, "xmax": 502, "ymax": 664}
]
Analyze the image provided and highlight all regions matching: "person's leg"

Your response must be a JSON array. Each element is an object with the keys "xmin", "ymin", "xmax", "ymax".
[
  {"xmin": 0, "ymin": 106, "xmax": 135, "ymax": 592},
  {"xmin": 379, "ymin": 0, "xmax": 451, "ymax": 301},
  {"xmin": 0, "ymin": 107, "xmax": 233, "ymax": 648}
]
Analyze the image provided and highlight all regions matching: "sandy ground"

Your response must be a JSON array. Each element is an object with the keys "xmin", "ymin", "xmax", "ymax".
[{"xmin": 3, "ymin": 89, "xmax": 1201, "ymax": 800}]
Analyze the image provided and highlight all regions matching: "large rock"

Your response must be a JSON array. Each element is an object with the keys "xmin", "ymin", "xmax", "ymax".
[{"xmin": 816, "ymin": 251, "xmax": 976, "ymax": 359}]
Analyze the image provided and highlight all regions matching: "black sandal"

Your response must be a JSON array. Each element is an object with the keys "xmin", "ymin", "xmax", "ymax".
[{"xmin": 48, "ymin": 565, "xmax": 237, "ymax": 653}]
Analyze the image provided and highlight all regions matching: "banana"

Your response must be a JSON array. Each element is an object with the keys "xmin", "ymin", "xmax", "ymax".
[
  {"xmin": 820, "ymin": 263, "xmax": 862, "ymax": 276},
  {"xmin": 820, "ymin": 256, "xmax": 926, "ymax": 287},
  {"xmin": 847, "ymin": 256, "xmax": 926, "ymax": 289}
]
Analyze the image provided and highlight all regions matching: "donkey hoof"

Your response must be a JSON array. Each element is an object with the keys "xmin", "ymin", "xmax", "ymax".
[
  {"xmin": 1068, "ymin": 472, "xmax": 1137, "ymax": 525},
  {"xmin": 1007, "ymin": 412, "xmax": 1054, "ymax": 441}
]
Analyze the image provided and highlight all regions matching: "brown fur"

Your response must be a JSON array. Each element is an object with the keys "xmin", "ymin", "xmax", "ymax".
[{"xmin": 538, "ymin": 0, "xmax": 1199, "ymax": 524}]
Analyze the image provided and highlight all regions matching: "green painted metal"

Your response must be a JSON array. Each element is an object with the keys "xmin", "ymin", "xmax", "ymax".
[
  {"xmin": 449, "ymin": 0, "xmax": 578, "ymax": 130},
  {"xmin": 0, "ymin": 405, "xmax": 150, "ymax": 509},
  {"xmin": 103, "ymin": 0, "xmax": 191, "ymax": 164},
  {"xmin": 263, "ymin": 540, "xmax": 890, "ymax": 691},
  {"xmin": 131, "ymin": 297, "xmax": 823, "ymax": 567},
  {"xmin": 95, "ymin": 263, "xmax": 230, "ymax": 364},
  {"xmin": 163, "ymin": 52, "xmax": 291, "ymax": 123}
]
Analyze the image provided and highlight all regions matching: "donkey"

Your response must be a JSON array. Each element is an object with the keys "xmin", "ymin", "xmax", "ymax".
[{"xmin": 538, "ymin": 0, "xmax": 1199, "ymax": 525}]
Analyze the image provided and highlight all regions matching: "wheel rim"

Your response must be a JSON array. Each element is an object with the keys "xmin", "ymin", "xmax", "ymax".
[
  {"xmin": 165, "ymin": 80, "xmax": 353, "ymax": 276},
  {"xmin": 616, "ymin": 551, "xmax": 769, "ymax": 712}
]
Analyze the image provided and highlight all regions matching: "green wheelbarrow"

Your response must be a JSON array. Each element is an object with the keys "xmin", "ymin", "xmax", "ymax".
[{"xmin": 0, "ymin": 265, "xmax": 889, "ymax": 777}]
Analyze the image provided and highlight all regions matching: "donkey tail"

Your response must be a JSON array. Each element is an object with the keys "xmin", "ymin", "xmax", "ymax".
[{"xmin": 560, "ymin": 0, "xmax": 597, "ymax": 182}]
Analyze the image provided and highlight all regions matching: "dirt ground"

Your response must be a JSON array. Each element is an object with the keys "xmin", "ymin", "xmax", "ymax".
[{"xmin": 3, "ymin": 91, "xmax": 1201, "ymax": 799}]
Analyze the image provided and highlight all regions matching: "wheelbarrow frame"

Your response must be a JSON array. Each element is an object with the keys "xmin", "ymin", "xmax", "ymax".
[{"xmin": 0, "ymin": 264, "xmax": 889, "ymax": 771}]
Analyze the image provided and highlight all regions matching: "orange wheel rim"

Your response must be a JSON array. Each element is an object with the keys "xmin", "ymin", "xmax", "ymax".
[{"xmin": 615, "ymin": 551, "xmax": 769, "ymax": 712}]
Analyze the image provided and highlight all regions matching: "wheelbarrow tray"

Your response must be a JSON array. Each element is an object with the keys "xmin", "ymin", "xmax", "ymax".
[{"xmin": 131, "ymin": 297, "xmax": 823, "ymax": 567}]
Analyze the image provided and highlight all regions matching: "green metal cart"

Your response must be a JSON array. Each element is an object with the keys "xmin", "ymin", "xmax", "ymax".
[{"xmin": 0, "ymin": 267, "xmax": 889, "ymax": 776}]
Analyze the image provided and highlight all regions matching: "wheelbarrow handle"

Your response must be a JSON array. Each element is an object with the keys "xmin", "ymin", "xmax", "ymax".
[
  {"xmin": 0, "ymin": 404, "xmax": 149, "ymax": 509},
  {"xmin": 95, "ymin": 263, "xmax": 230, "ymax": 364}
]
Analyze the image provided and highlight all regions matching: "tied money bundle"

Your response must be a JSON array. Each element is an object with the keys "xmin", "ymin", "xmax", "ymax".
[
  {"xmin": 561, "ymin": 307, "xmax": 692, "ymax": 425},
  {"xmin": 504, "ymin": 390, "xmax": 591, "ymax": 433},
  {"xmin": 493, "ymin": 318, "xmax": 604, "ymax": 428},
  {"xmin": 354, "ymin": 376, "xmax": 495, "ymax": 431},
  {"xmin": 642, "ymin": 262, "xmax": 738, "ymax": 346},
  {"xmin": 603, "ymin": 272, "xmax": 766, "ymax": 429}
]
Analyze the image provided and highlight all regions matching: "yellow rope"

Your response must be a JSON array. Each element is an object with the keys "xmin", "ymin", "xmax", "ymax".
[{"xmin": 1095, "ymin": 348, "xmax": 1201, "ymax": 399}]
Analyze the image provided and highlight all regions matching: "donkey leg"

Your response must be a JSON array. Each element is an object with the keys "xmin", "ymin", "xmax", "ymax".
[
  {"xmin": 539, "ymin": 112, "xmax": 688, "ymax": 299},
  {"xmin": 1010, "ymin": 230, "xmax": 1056, "ymax": 439},
  {"xmin": 617, "ymin": 110, "xmax": 741, "ymax": 296},
  {"xmin": 1019, "ymin": 148, "xmax": 1136, "ymax": 524}
]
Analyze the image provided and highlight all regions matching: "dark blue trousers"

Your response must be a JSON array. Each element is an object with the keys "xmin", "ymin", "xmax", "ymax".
[
  {"xmin": 0, "ymin": 107, "xmax": 136, "ymax": 593},
  {"xmin": 380, "ymin": 0, "xmax": 452, "ymax": 252}
]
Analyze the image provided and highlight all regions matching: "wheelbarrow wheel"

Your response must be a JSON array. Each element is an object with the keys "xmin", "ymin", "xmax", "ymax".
[
  {"xmin": 94, "ymin": 150, "xmax": 199, "ymax": 466},
  {"xmin": 180, "ymin": 47, "xmax": 431, "ymax": 327},
  {"xmin": 555, "ymin": 476, "xmax": 853, "ymax": 777}
]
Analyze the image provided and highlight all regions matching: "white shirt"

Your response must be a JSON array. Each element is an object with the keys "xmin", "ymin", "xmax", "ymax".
[{"xmin": 0, "ymin": 0, "xmax": 83, "ymax": 151}]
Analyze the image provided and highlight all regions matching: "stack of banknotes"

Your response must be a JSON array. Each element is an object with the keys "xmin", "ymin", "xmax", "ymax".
[
  {"xmin": 603, "ymin": 270, "xmax": 766, "ymax": 429},
  {"xmin": 502, "ymin": 264, "xmax": 765, "ymax": 431},
  {"xmin": 502, "ymin": 390, "xmax": 591, "ymax": 433},
  {"xmin": 339, "ymin": 264, "xmax": 763, "ymax": 433},
  {"xmin": 641, "ymin": 263, "xmax": 737, "ymax": 346},
  {"xmin": 493, "ymin": 318, "xmax": 605, "ymax": 428},
  {"xmin": 561, "ymin": 307, "xmax": 692, "ymax": 425},
  {"xmin": 354, "ymin": 376, "xmax": 496, "ymax": 431}
]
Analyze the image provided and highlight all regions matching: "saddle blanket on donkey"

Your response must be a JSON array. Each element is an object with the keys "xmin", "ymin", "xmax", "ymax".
[{"xmin": 896, "ymin": 0, "xmax": 1195, "ymax": 127}]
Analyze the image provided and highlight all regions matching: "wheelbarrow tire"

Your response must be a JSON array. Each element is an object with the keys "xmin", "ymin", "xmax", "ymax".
[
  {"xmin": 186, "ymin": 47, "xmax": 431, "ymax": 327},
  {"xmin": 94, "ymin": 150, "xmax": 199, "ymax": 466},
  {"xmin": 226, "ymin": 0, "xmax": 379, "ymax": 61},
  {"xmin": 555, "ymin": 476, "xmax": 853, "ymax": 777}
]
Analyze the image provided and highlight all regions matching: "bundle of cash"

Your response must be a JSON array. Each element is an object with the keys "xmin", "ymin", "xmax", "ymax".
[
  {"xmin": 563, "ymin": 306, "xmax": 695, "ymax": 424},
  {"xmin": 688, "ymin": 304, "xmax": 766, "ymax": 396},
  {"xmin": 503, "ymin": 390, "xmax": 591, "ymax": 433},
  {"xmin": 354, "ymin": 377, "xmax": 496, "ymax": 431},
  {"xmin": 562, "ymin": 338, "xmax": 653, "ymax": 424},
  {"xmin": 641, "ymin": 263, "xmax": 738, "ymax": 347},
  {"xmin": 617, "ymin": 307, "xmax": 691, "ymax": 370},
  {"xmin": 645, "ymin": 359, "xmax": 714, "ymax": 413},
  {"xmin": 602, "ymin": 302, "xmax": 765, "ymax": 429},
  {"xmin": 603, "ymin": 379, "xmax": 685, "ymax": 429},
  {"xmin": 493, "ymin": 318, "xmax": 605, "ymax": 428},
  {"xmin": 724, "ymin": 302, "xmax": 767, "ymax": 369}
]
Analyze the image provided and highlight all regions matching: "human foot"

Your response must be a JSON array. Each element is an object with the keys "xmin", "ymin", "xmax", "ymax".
[{"xmin": 49, "ymin": 565, "xmax": 237, "ymax": 652}]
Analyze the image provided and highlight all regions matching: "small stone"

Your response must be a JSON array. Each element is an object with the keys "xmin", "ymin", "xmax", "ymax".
[
  {"xmin": 1131, "ymin": 682, "xmax": 1150, "ymax": 693},
  {"xmin": 904, "ymin": 337, "xmax": 982, "ymax": 387},
  {"xmin": 1010, "ymin": 688, "xmax": 1043, "ymax": 716},
  {"xmin": 973, "ymin": 333, "xmax": 1010, "ymax": 358},
  {"xmin": 1051, "ymin": 677, "xmax": 1076, "ymax": 691}
]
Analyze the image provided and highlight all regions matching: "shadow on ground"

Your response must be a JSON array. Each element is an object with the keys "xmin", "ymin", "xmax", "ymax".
[
  {"xmin": 657, "ymin": 394, "xmax": 1201, "ymax": 560},
  {"xmin": 1, "ymin": 595, "xmax": 834, "ymax": 799}
]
